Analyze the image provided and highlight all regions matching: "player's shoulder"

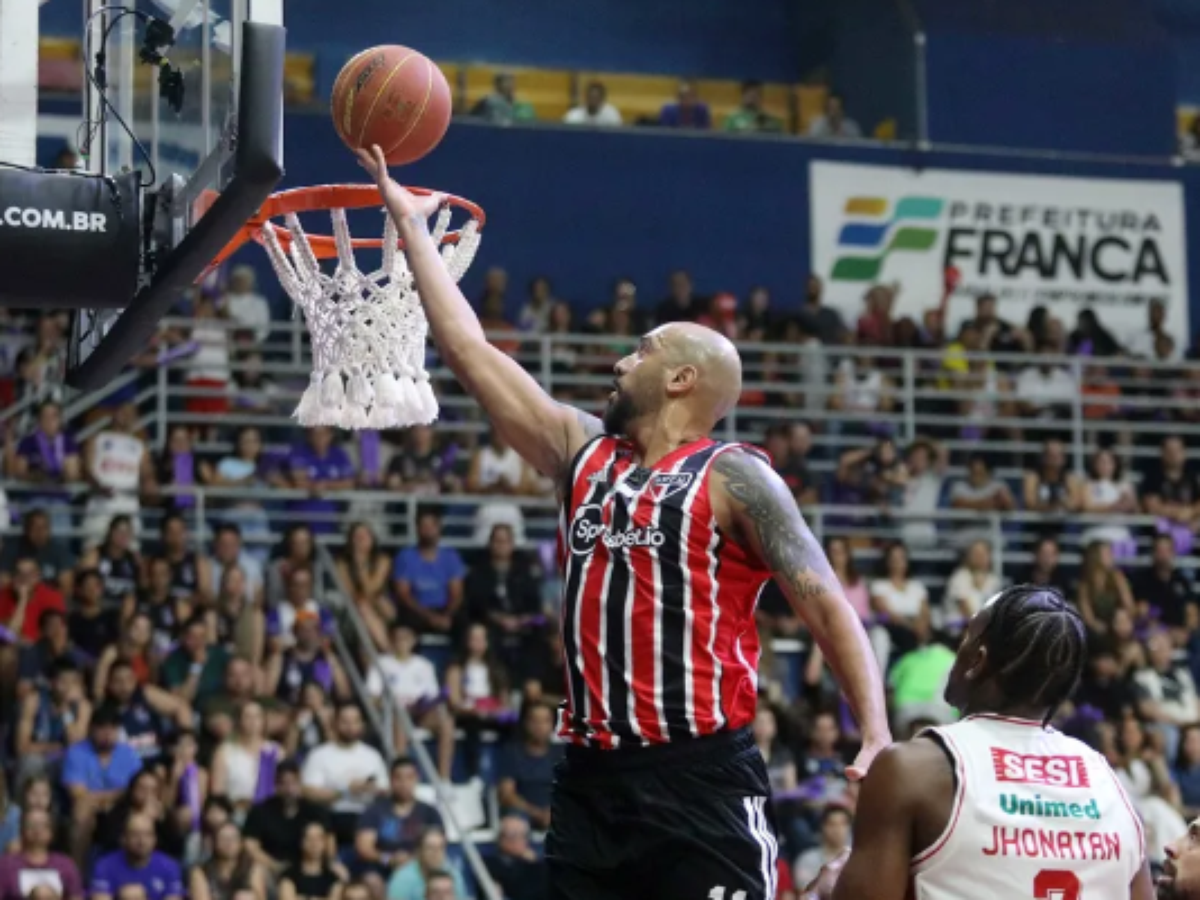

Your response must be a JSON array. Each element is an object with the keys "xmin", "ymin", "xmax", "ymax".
[
  {"xmin": 709, "ymin": 441, "xmax": 777, "ymax": 484},
  {"xmin": 857, "ymin": 737, "xmax": 955, "ymax": 812}
]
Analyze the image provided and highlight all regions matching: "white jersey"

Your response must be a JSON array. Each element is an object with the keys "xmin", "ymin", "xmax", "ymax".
[
  {"xmin": 90, "ymin": 430, "xmax": 144, "ymax": 494},
  {"xmin": 912, "ymin": 714, "xmax": 1144, "ymax": 900}
]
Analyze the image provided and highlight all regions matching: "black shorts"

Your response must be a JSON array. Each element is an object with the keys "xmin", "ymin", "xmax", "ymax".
[{"xmin": 545, "ymin": 728, "xmax": 779, "ymax": 900}]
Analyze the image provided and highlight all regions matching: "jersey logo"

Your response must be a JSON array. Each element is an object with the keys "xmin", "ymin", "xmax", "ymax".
[
  {"xmin": 650, "ymin": 471, "xmax": 694, "ymax": 501},
  {"xmin": 586, "ymin": 469, "xmax": 609, "ymax": 485},
  {"xmin": 991, "ymin": 749, "xmax": 1090, "ymax": 788},
  {"xmin": 568, "ymin": 503, "xmax": 665, "ymax": 556}
]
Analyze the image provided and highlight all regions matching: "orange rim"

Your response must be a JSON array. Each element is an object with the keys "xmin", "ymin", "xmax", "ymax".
[{"xmin": 203, "ymin": 184, "xmax": 486, "ymax": 273}]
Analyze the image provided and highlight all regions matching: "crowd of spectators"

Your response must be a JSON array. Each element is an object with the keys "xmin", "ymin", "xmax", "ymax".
[
  {"xmin": 471, "ymin": 72, "xmax": 863, "ymax": 139},
  {"xmin": 1, "ymin": 260, "xmax": 1200, "ymax": 898}
]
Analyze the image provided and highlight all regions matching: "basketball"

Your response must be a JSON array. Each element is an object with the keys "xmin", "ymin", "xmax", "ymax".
[{"xmin": 331, "ymin": 45, "xmax": 452, "ymax": 165}]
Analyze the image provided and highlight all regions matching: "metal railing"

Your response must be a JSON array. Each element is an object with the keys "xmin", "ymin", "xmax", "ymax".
[
  {"xmin": 0, "ymin": 481, "xmax": 1190, "ymax": 588},
  {"xmin": 315, "ymin": 543, "xmax": 502, "ymax": 900},
  {"xmin": 18, "ymin": 318, "xmax": 1197, "ymax": 473}
]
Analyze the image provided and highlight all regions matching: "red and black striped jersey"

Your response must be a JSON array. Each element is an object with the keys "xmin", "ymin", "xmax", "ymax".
[{"xmin": 556, "ymin": 435, "xmax": 772, "ymax": 748}]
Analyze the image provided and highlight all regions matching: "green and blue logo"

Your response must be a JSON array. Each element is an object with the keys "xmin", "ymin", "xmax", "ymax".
[{"xmin": 831, "ymin": 196, "xmax": 944, "ymax": 282}]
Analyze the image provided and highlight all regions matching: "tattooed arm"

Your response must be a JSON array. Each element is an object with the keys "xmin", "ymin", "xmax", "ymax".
[{"xmin": 712, "ymin": 449, "xmax": 891, "ymax": 778}]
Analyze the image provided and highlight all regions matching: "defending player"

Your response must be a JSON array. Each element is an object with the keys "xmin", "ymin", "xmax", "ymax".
[
  {"xmin": 802, "ymin": 585, "xmax": 1154, "ymax": 900},
  {"xmin": 1160, "ymin": 819, "xmax": 1200, "ymax": 898},
  {"xmin": 358, "ymin": 145, "xmax": 890, "ymax": 900}
]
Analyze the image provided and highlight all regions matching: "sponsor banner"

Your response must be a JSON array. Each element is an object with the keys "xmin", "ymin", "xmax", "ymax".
[{"xmin": 809, "ymin": 161, "xmax": 1189, "ymax": 341}]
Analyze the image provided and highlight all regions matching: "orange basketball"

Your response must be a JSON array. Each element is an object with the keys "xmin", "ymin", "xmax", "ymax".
[{"xmin": 331, "ymin": 45, "xmax": 452, "ymax": 166}]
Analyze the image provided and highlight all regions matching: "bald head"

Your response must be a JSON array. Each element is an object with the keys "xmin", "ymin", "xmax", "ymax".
[
  {"xmin": 605, "ymin": 323, "xmax": 743, "ymax": 438},
  {"xmin": 657, "ymin": 323, "xmax": 742, "ymax": 420}
]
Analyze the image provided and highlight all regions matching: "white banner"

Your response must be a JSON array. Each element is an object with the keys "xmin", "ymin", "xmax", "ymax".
[{"xmin": 809, "ymin": 160, "xmax": 1189, "ymax": 344}]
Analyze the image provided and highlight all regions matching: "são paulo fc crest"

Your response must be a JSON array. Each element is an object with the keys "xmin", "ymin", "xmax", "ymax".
[{"xmin": 649, "ymin": 472, "xmax": 694, "ymax": 501}]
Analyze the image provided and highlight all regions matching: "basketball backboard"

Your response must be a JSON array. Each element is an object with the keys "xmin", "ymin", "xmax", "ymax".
[{"xmin": 64, "ymin": 0, "xmax": 285, "ymax": 389}]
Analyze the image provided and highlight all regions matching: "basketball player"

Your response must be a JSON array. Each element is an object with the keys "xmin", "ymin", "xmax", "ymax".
[
  {"xmin": 799, "ymin": 585, "xmax": 1153, "ymax": 900},
  {"xmin": 358, "ymin": 145, "xmax": 890, "ymax": 899},
  {"xmin": 1160, "ymin": 820, "xmax": 1200, "ymax": 898}
]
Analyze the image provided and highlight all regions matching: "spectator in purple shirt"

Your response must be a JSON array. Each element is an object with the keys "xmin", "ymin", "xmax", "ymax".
[
  {"xmin": 3, "ymin": 402, "xmax": 81, "ymax": 532},
  {"xmin": 90, "ymin": 812, "xmax": 183, "ymax": 900},
  {"xmin": 287, "ymin": 428, "xmax": 356, "ymax": 534},
  {"xmin": 0, "ymin": 808, "xmax": 83, "ymax": 900},
  {"xmin": 658, "ymin": 81, "xmax": 711, "ymax": 129}
]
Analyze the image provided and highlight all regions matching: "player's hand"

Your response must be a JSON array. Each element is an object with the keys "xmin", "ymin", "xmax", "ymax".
[
  {"xmin": 801, "ymin": 847, "xmax": 849, "ymax": 900},
  {"xmin": 356, "ymin": 145, "xmax": 444, "ymax": 221},
  {"xmin": 846, "ymin": 734, "xmax": 891, "ymax": 782}
]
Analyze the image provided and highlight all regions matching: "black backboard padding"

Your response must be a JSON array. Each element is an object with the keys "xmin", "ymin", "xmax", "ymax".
[
  {"xmin": 0, "ymin": 168, "xmax": 141, "ymax": 309},
  {"xmin": 65, "ymin": 22, "xmax": 286, "ymax": 391}
]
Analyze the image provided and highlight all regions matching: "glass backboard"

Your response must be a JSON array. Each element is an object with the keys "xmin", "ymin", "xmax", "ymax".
[{"xmin": 65, "ymin": 0, "xmax": 284, "ymax": 390}]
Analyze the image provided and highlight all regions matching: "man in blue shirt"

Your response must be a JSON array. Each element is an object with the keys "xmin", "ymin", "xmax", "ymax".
[
  {"xmin": 354, "ymin": 757, "xmax": 443, "ymax": 884},
  {"xmin": 658, "ymin": 81, "xmax": 711, "ymax": 129},
  {"xmin": 62, "ymin": 705, "xmax": 142, "ymax": 867},
  {"xmin": 90, "ymin": 812, "xmax": 183, "ymax": 900},
  {"xmin": 392, "ymin": 509, "xmax": 464, "ymax": 635},
  {"xmin": 287, "ymin": 427, "xmax": 356, "ymax": 533}
]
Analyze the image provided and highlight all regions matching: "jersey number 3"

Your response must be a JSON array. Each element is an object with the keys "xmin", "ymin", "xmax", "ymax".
[{"xmin": 1034, "ymin": 870, "xmax": 1082, "ymax": 900}]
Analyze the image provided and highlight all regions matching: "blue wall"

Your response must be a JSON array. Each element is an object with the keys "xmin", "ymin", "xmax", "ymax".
[
  {"xmin": 914, "ymin": 0, "xmax": 1176, "ymax": 155},
  {"xmin": 41, "ymin": 0, "xmax": 806, "ymax": 82},
  {"xmin": 827, "ymin": 0, "xmax": 917, "ymax": 140},
  {"xmin": 254, "ymin": 115, "xmax": 1200, "ymax": 328}
]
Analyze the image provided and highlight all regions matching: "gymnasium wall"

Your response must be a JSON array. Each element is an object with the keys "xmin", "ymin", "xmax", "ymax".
[
  {"xmin": 212, "ymin": 114, "xmax": 1200, "ymax": 332},
  {"xmin": 38, "ymin": 0, "xmax": 810, "ymax": 82},
  {"xmin": 913, "ymin": 0, "xmax": 1175, "ymax": 155}
]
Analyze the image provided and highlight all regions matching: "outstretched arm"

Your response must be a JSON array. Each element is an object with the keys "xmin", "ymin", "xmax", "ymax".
[
  {"xmin": 358, "ymin": 146, "xmax": 601, "ymax": 479},
  {"xmin": 711, "ymin": 450, "xmax": 890, "ymax": 777}
]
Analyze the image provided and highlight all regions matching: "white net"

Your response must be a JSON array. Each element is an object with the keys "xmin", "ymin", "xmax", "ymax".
[{"xmin": 260, "ymin": 203, "xmax": 482, "ymax": 430}]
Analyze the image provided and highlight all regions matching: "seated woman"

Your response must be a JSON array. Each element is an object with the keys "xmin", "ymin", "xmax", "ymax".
[
  {"xmin": 199, "ymin": 427, "xmax": 278, "ymax": 563},
  {"xmin": 1076, "ymin": 540, "xmax": 1135, "ymax": 638},
  {"xmin": 1021, "ymin": 439, "xmax": 1081, "ymax": 540},
  {"xmin": 279, "ymin": 821, "xmax": 346, "ymax": 900},
  {"xmin": 156, "ymin": 426, "xmax": 203, "ymax": 513},
  {"xmin": 334, "ymin": 523, "xmax": 394, "ymax": 652},
  {"xmin": 209, "ymin": 702, "xmax": 283, "ymax": 816},
  {"xmin": 1073, "ymin": 447, "xmax": 1138, "ymax": 560},
  {"xmin": 189, "ymin": 821, "xmax": 267, "ymax": 900},
  {"xmin": 868, "ymin": 541, "xmax": 931, "ymax": 668},
  {"xmin": 444, "ymin": 623, "xmax": 515, "ymax": 778},
  {"xmin": 941, "ymin": 540, "xmax": 1002, "ymax": 637}
]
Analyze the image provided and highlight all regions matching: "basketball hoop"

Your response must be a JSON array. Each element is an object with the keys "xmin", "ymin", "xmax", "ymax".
[{"xmin": 211, "ymin": 184, "xmax": 485, "ymax": 430}]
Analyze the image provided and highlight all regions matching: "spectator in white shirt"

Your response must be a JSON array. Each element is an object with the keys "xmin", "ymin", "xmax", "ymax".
[
  {"xmin": 1126, "ymin": 298, "xmax": 1179, "ymax": 361},
  {"xmin": 869, "ymin": 541, "xmax": 931, "ymax": 664},
  {"xmin": 301, "ymin": 704, "xmax": 389, "ymax": 847},
  {"xmin": 942, "ymin": 540, "xmax": 1002, "ymax": 635},
  {"xmin": 1135, "ymin": 630, "xmax": 1200, "ymax": 762},
  {"xmin": 563, "ymin": 82, "xmax": 622, "ymax": 127},
  {"xmin": 224, "ymin": 266, "xmax": 272, "ymax": 345},
  {"xmin": 366, "ymin": 622, "xmax": 454, "ymax": 781},
  {"xmin": 1074, "ymin": 447, "xmax": 1138, "ymax": 558},
  {"xmin": 1015, "ymin": 341, "xmax": 1077, "ymax": 419},
  {"xmin": 806, "ymin": 93, "xmax": 863, "ymax": 140},
  {"xmin": 897, "ymin": 438, "xmax": 947, "ymax": 551}
]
